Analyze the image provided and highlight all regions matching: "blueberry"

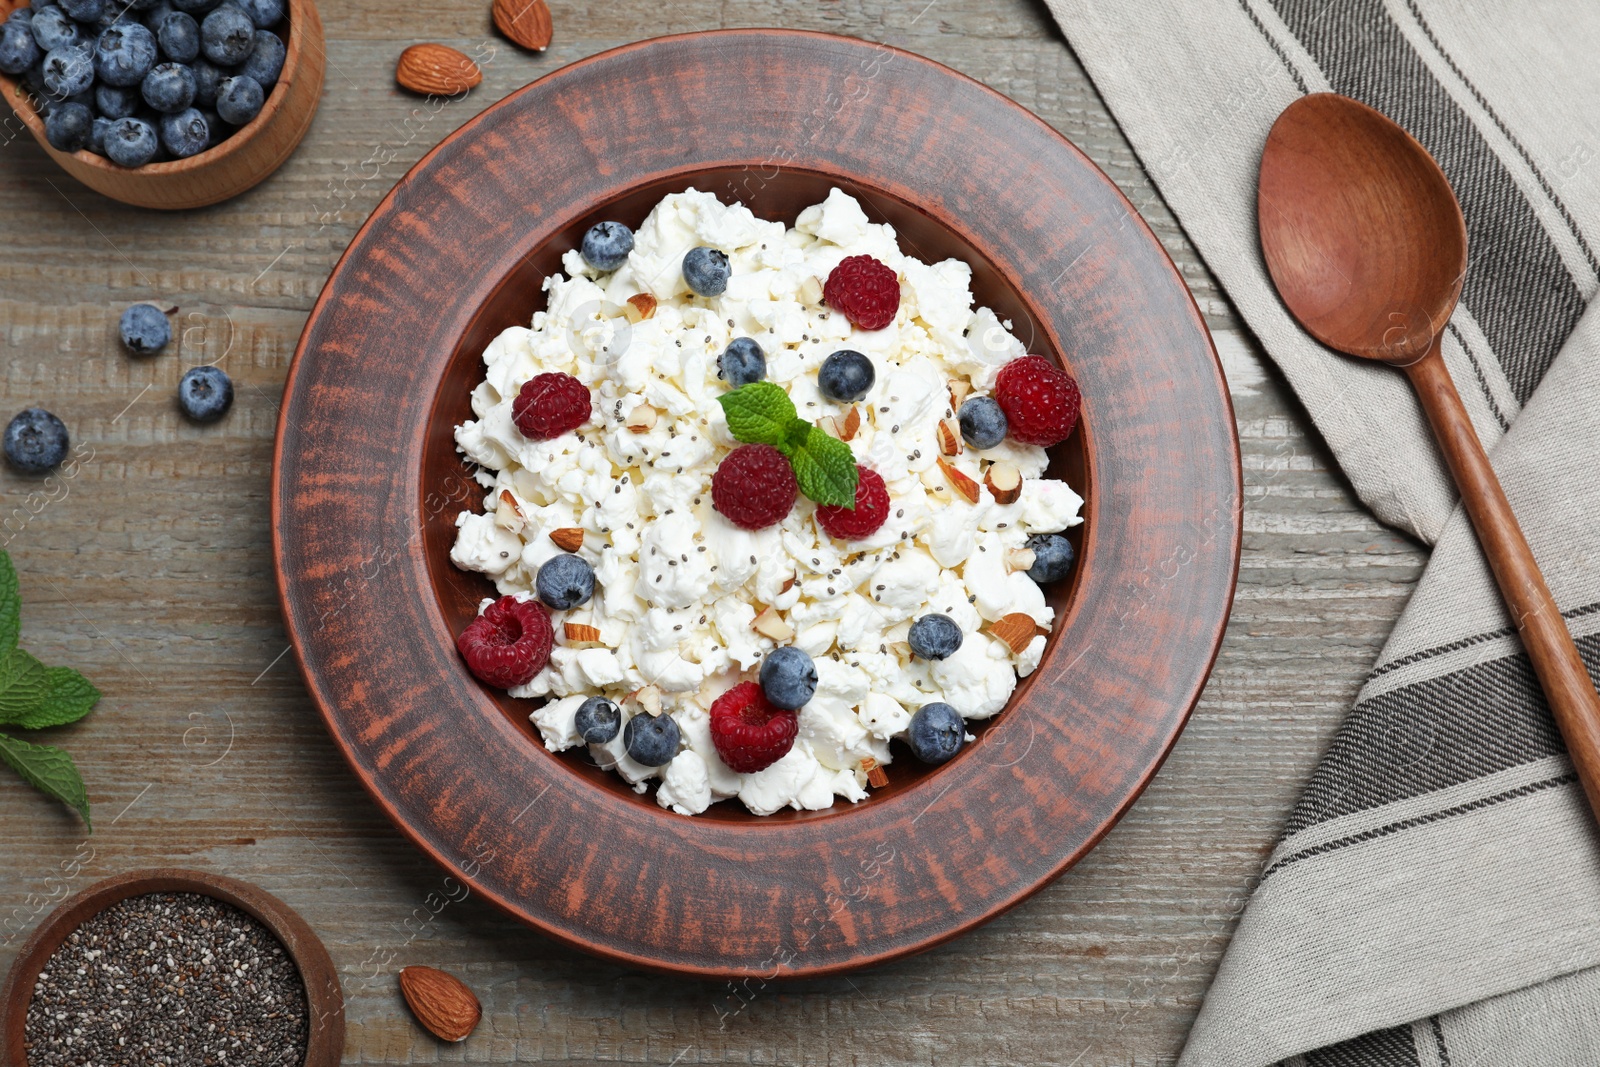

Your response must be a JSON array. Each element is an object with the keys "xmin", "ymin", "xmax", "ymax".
[
  {"xmin": 119, "ymin": 303, "xmax": 170, "ymax": 355},
  {"xmin": 682, "ymin": 246, "xmax": 730, "ymax": 297},
  {"xmin": 153, "ymin": 9, "xmax": 197, "ymax": 60},
  {"xmin": 171, "ymin": 0, "xmax": 220, "ymax": 11},
  {"xmin": 623, "ymin": 712, "xmax": 680, "ymax": 767},
  {"xmin": 142, "ymin": 60, "xmax": 196, "ymax": 112},
  {"xmin": 579, "ymin": 221, "xmax": 633, "ymax": 272},
  {"xmin": 817, "ymin": 349, "xmax": 874, "ymax": 402},
  {"xmin": 4, "ymin": 408, "xmax": 69, "ymax": 474},
  {"xmin": 189, "ymin": 55, "xmax": 222, "ymax": 105},
  {"xmin": 29, "ymin": 6, "xmax": 81, "ymax": 52},
  {"xmin": 40, "ymin": 43, "xmax": 93, "ymax": 97},
  {"xmin": 236, "ymin": 27, "xmax": 281, "ymax": 86},
  {"xmin": 177, "ymin": 365, "xmax": 232, "ymax": 422},
  {"xmin": 958, "ymin": 395, "xmax": 1008, "ymax": 449},
  {"xmin": 43, "ymin": 100, "xmax": 90, "ymax": 151},
  {"xmin": 94, "ymin": 22, "xmax": 158, "ymax": 86},
  {"xmin": 535, "ymin": 553, "xmax": 595, "ymax": 610},
  {"xmin": 907, "ymin": 613, "xmax": 963, "ymax": 661},
  {"xmin": 126, "ymin": 0, "xmax": 166, "ymax": 10},
  {"xmin": 157, "ymin": 106, "xmax": 208, "ymax": 156},
  {"xmin": 199, "ymin": 2, "xmax": 252, "ymax": 65},
  {"xmin": 906, "ymin": 702, "xmax": 964, "ymax": 764},
  {"xmin": 238, "ymin": 0, "xmax": 280, "ymax": 23},
  {"xmin": 1024, "ymin": 533, "xmax": 1075, "ymax": 584},
  {"xmin": 717, "ymin": 337, "xmax": 766, "ymax": 388},
  {"xmin": 104, "ymin": 115, "xmax": 158, "ymax": 166},
  {"xmin": 0, "ymin": 19, "xmax": 40, "ymax": 74},
  {"xmin": 86, "ymin": 113, "xmax": 112, "ymax": 153},
  {"xmin": 140, "ymin": 0, "xmax": 175, "ymax": 30},
  {"xmin": 56, "ymin": 0, "xmax": 104, "ymax": 23},
  {"xmin": 95, "ymin": 82, "xmax": 138, "ymax": 117},
  {"xmin": 214, "ymin": 73, "xmax": 261, "ymax": 125},
  {"xmin": 759, "ymin": 646, "xmax": 816, "ymax": 710},
  {"xmin": 195, "ymin": 106, "xmax": 221, "ymax": 146},
  {"xmin": 7, "ymin": 7, "xmax": 31, "ymax": 24},
  {"xmin": 575, "ymin": 696, "xmax": 621, "ymax": 744}
]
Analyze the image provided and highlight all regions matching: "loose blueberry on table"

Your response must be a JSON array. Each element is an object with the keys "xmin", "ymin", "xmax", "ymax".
[
  {"xmin": 0, "ymin": 0, "xmax": 288, "ymax": 167},
  {"xmin": 448, "ymin": 191, "xmax": 1086, "ymax": 816}
]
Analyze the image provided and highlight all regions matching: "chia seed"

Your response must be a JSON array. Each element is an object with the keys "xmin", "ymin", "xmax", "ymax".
[{"xmin": 24, "ymin": 892, "xmax": 309, "ymax": 1067}]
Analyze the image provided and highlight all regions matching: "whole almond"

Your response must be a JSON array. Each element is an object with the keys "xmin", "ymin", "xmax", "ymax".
[
  {"xmin": 492, "ymin": 0, "xmax": 552, "ymax": 51},
  {"xmin": 548, "ymin": 527, "xmax": 585, "ymax": 552},
  {"xmin": 399, "ymin": 966, "xmax": 481, "ymax": 1043},
  {"xmin": 986, "ymin": 612, "xmax": 1042, "ymax": 656},
  {"xmin": 396, "ymin": 44, "xmax": 483, "ymax": 96}
]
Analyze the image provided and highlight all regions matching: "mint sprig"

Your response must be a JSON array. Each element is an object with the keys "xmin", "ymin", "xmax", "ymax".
[
  {"xmin": 0, "ymin": 548, "xmax": 99, "ymax": 827},
  {"xmin": 789, "ymin": 426, "xmax": 859, "ymax": 508},
  {"xmin": 718, "ymin": 383, "xmax": 861, "ymax": 509}
]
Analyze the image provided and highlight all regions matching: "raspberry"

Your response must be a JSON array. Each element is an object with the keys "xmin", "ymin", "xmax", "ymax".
[
  {"xmin": 710, "ymin": 681, "xmax": 799, "ymax": 773},
  {"xmin": 456, "ymin": 595, "xmax": 553, "ymax": 688},
  {"xmin": 712, "ymin": 444, "xmax": 798, "ymax": 530},
  {"xmin": 994, "ymin": 355, "xmax": 1081, "ymax": 446},
  {"xmin": 823, "ymin": 255, "xmax": 900, "ymax": 331},
  {"xmin": 815, "ymin": 465, "xmax": 889, "ymax": 540},
  {"xmin": 511, "ymin": 372, "xmax": 590, "ymax": 439}
]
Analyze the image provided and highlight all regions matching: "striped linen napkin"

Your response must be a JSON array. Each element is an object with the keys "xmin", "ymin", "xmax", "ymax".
[{"xmin": 1042, "ymin": 1, "xmax": 1600, "ymax": 1063}]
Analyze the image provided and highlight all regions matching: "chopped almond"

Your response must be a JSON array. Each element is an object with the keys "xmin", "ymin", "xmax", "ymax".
[
  {"xmin": 630, "ymin": 685, "xmax": 662, "ymax": 716},
  {"xmin": 548, "ymin": 527, "xmax": 585, "ymax": 552},
  {"xmin": 985, "ymin": 462, "xmax": 1022, "ymax": 505},
  {"xmin": 986, "ymin": 612, "xmax": 1042, "ymax": 655},
  {"xmin": 948, "ymin": 380, "xmax": 972, "ymax": 412},
  {"xmin": 833, "ymin": 404, "xmax": 861, "ymax": 442},
  {"xmin": 563, "ymin": 622, "xmax": 602, "ymax": 644},
  {"xmin": 494, "ymin": 489, "xmax": 525, "ymax": 532},
  {"xmin": 625, "ymin": 404, "xmax": 658, "ymax": 433},
  {"xmin": 937, "ymin": 457, "xmax": 981, "ymax": 504},
  {"xmin": 1004, "ymin": 547, "xmax": 1037, "ymax": 574},
  {"xmin": 862, "ymin": 757, "xmax": 889, "ymax": 789},
  {"xmin": 751, "ymin": 605, "xmax": 795, "ymax": 641},
  {"xmin": 624, "ymin": 293, "xmax": 657, "ymax": 323},
  {"xmin": 798, "ymin": 276, "xmax": 823, "ymax": 304},
  {"xmin": 937, "ymin": 418, "xmax": 962, "ymax": 457}
]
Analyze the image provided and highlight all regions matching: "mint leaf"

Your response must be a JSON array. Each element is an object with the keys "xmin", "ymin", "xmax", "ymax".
[
  {"xmin": 718, "ymin": 382, "xmax": 796, "ymax": 446},
  {"xmin": 778, "ymin": 417, "xmax": 813, "ymax": 458},
  {"xmin": 0, "ymin": 549, "xmax": 18, "ymax": 657},
  {"xmin": 0, "ymin": 732, "xmax": 90, "ymax": 828},
  {"xmin": 10, "ymin": 667, "xmax": 100, "ymax": 730},
  {"xmin": 0, "ymin": 648, "xmax": 48, "ymax": 726},
  {"xmin": 790, "ymin": 426, "xmax": 860, "ymax": 508}
]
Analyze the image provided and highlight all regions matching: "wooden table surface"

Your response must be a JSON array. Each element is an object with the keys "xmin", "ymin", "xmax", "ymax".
[{"xmin": 0, "ymin": 1, "xmax": 1426, "ymax": 1063}]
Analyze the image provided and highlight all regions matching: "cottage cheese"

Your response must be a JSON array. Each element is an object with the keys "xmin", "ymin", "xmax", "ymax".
[{"xmin": 451, "ymin": 188, "xmax": 1082, "ymax": 816}]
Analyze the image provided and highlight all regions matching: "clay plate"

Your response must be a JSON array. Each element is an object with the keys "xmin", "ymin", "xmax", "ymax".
[
  {"xmin": 0, "ymin": 869, "xmax": 345, "ymax": 1065},
  {"xmin": 272, "ymin": 30, "xmax": 1240, "ymax": 977}
]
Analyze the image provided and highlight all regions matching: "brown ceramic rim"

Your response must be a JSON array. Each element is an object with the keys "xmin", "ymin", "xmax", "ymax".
[
  {"xmin": 0, "ymin": 868, "xmax": 345, "ymax": 1066},
  {"xmin": 0, "ymin": 0, "xmax": 324, "ymax": 208},
  {"xmin": 272, "ymin": 30, "xmax": 1241, "ymax": 978}
]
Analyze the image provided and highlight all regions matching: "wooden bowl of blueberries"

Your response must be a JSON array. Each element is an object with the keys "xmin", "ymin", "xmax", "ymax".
[{"xmin": 0, "ymin": 0, "xmax": 323, "ymax": 209}]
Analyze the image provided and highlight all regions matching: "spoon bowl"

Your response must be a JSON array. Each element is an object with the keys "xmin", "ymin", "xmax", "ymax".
[{"xmin": 1259, "ymin": 93, "xmax": 1467, "ymax": 364}]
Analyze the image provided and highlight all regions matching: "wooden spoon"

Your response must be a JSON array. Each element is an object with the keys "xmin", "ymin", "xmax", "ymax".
[{"xmin": 1258, "ymin": 92, "xmax": 1600, "ymax": 818}]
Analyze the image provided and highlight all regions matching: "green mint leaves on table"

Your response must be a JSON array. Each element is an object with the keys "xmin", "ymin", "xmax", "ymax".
[
  {"xmin": 717, "ymin": 382, "xmax": 861, "ymax": 509},
  {"xmin": 0, "ymin": 549, "xmax": 99, "ymax": 828}
]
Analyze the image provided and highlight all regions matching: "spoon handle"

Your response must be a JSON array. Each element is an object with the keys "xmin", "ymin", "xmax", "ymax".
[{"xmin": 1405, "ymin": 351, "xmax": 1600, "ymax": 817}]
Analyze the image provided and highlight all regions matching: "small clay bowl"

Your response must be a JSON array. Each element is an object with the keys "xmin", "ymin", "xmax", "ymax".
[
  {"xmin": 0, "ymin": 868, "xmax": 344, "ymax": 1066},
  {"xmin": 0, "ymin": 0, "xmax": 324, "ymax": 209}
]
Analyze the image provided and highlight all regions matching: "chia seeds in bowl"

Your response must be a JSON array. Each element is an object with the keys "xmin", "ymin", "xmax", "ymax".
[{"xmin": 23, "ymin": 892, "xmax": 309, "ymax": 1066}]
